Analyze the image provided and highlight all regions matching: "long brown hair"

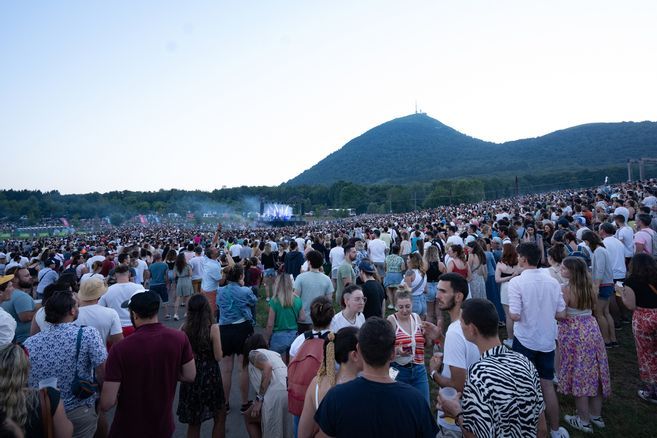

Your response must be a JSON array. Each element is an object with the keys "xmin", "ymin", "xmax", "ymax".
[
  {"xmin": 500, "ymin": 244, "xmax": 518, "ymax": 266},
  {"xmin": 627, "ymin": 253, "xmax": 657, "ymax": 287},
  {"xmin": 562, "ymin": 256, "xmax": 596, "ymax": 310},
  {"xmin": 182, "ymin": 295, "xmax": 214, "ymax": 355}
]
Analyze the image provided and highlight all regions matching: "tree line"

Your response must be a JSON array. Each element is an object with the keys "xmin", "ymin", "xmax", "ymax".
[{"xmin": 0, "ymin": 166, "xmax": 634, "ymax": 225}]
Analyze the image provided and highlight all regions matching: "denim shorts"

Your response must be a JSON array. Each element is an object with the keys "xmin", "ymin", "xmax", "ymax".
[
  {"xmin": 384, "ymin": 272, "xmax": 403, "ymax": 288},
  {"xmin": 426, "ymin": 282, "xmax": 438, "ymax": 303},
  {"xmin": 269, "ymin": 329, "xmax": 298, "ymax": 354},
  {"xmin": 412, "ymin": 294, "xmax": 427, "ymax": 316},
  {"xmin": 264, "ymin": 268, "xmax": 277, "ymax": 278},
  {"xmin": 598, "ymin": 284, "xmax": 614, "ymax": 300}
]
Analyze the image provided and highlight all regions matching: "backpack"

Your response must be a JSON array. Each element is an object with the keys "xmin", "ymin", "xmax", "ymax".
[
  {"xmin": 638, "ymin": 229, "xmax": 657, "ymax": 260},
  {"xmin": 287, "ymin": 331, "xmax": 327, "ymax": 416}
]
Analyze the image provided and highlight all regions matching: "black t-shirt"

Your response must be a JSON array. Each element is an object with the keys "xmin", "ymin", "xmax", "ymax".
[
  {"xmin": 261, "ymin": 252, "xmax": 277, "ymax": 269},
  {"xmin": 426, "ymin": 261, "xmax": 442, "ymax": 282},
  {"xmin": 362, "ymin": 280, "xmax": 385, "ymax": 319},
  {"xmin": 315, "ymin": 377, "xmax": 438, "ymax": 438},
  {"xmin": 625, "ymin": 277, "xmax": 657, "ymax": 309}
]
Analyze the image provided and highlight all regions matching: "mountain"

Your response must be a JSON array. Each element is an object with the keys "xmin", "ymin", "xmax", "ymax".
[{"xmin": 286, "ymin": 114, "xmax": 657, "ymax": 185}]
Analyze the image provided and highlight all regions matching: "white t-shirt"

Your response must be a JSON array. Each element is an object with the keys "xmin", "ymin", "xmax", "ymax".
[
  {"xmin": 439, "ymin": 319, "xmax": 481, "ymax": 431},
  {"xmin": 76, "ymin": 304, "xmax": 122, "ymax": 343},
  {"xmin": 229, "ymin": 244, "xmax": 243, "ymax": 258},
  {"xmin": 367, "ymin": 239, "xmax": 387, "ymax": 263},
  {"xmin": 329, "ymin": 247, "xmax": 345, "ymax": 271},
  {"xmin": 133, "ymin": 259, "xmax": 149, "ymax": 284},
  {"xmin": 80, "ymin": 272, "xmax": 105, "ymax": 285},
  {"xmin": 603, "ymin": 236, "xmax": 627, "ymax": 280},
  {"xmin": 86, "ymin": 255, "xmax": 105, "ymax": 270},
  {"xmin": 615, "ymin": 225, "xmax": 635, "ymax": 257},
  {"xmin": 98, "ymin": 282, "xmax": 143, "ymax": 327},
  {"xmin": 189, "ymin": 256, "xmax": 205, "ymax": 280},
  {"xmin": 329, "ymin": 311, "xmax": 365, "ymax": 332},
  {"xmin": 446, "ymin": 235, "xmax": 464, "ymax": 247}
]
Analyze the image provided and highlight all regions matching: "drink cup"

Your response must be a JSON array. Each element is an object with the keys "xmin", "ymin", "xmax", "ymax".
[
  {"xmin": 439, "ymin": 387, "xmax": 459, "ymax": 424},
  {"xmin": 39, "ymin": 377, "xmax": 58, "ymax": 390}
]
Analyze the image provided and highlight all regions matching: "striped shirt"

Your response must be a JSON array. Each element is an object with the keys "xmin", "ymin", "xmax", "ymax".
[
  {"xmin": 461, "ymin": 345, "xmax": 544, "ymax": 438},
  {"xmin": 392, "ymin": 313, "xmax": 425, "ymax": 365}
]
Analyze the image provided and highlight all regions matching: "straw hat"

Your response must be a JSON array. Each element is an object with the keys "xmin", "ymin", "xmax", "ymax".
[{"xmin": 78, "ymin": 277, "xmax": 108, "ymax": 301}]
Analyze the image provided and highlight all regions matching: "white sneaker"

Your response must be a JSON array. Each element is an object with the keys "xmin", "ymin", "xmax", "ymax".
[
  {"xmin": 564, "ymin": 415, "xmax": 592, "ymax": 434},
  {"xmin": 550, "ymin": 426, "xmax": 571, "ymax": 437},
  {"xmin": 502, "ymin": 339, "xmax": 514, "ymax": 349},
  {"xmin": 590, "ymin": 416, "xmax": 605, "ymax": 428}
]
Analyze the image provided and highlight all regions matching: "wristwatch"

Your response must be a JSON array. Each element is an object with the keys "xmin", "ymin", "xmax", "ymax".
[{"xmin": 255, "ymin": 394, "xmax": 264, "ymax": 402}]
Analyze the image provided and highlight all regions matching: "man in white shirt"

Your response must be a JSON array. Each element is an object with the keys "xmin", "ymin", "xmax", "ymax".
[
  {"xmin": 86, "ymin": 247, "xmax": 106, "ymax": 271},
  {"xmin": 446, "ymin": 226, "xmax": 464, "ymax": 247},
  {"xmin": 426, "ymin": 273, "xmax": 480, "ymax": 437},
  {"xmin": 329, "ymin": 237, "xmax": 345, "ymax": 287},
  {"xmin": 229, "ymin": 239, "xmax": 243, "ymax": 262},
  {"xmin": 131, "ymin": 251, "xmax": 150, "ymax": 286},
  {"xmin": 599, "ymin": 222, "xmax": 631, "ymax": 328},
  {"xmin": 99, "ymin": 265, "xmax": 143, "ymax": 337},
  {"xmin": 367, "ymin": 229, "xmax": 388, "ymax": 278},
  {"xmin": 599, "ymin": 223, "xmax": 626, "ymax": 281},
  {"xmin": 614, "ymin": 214, "xmax": 634, "ymax": 261},
  {"xmin": 76, "ymin": 276, "xmax": 123, "ymax": 348},
  {"xmin": 508, "ymin": 242, "xmax": 567, "ymax": 438},
  {"xmin": 189, "ymin": 246, "xmax": 205, "ymax": 294}
]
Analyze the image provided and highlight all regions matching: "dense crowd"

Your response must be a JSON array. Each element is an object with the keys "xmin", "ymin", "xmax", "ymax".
[{"xmin": 1, "ymin": 179, "xmax": 657, "ymax": 438}]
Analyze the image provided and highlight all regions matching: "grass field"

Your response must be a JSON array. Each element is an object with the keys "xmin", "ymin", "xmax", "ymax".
[{"xmin": 254, "ymin": 293, "xmax": 657, "ymax": 437}]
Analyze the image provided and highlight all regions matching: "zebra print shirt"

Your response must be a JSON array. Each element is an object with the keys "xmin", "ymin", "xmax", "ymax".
[{"xmin": 461, "ymin": 345, "xmax": 544, "ymax": 438}]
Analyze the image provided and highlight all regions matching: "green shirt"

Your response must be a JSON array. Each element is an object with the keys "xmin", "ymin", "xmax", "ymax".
[
  {"xmin": 269, "ymin": 296, "xmax": 303, "ymax": 331},
  {"xmin": 336, "ymin": 261, "xmax": 356, "ymax": 302}
]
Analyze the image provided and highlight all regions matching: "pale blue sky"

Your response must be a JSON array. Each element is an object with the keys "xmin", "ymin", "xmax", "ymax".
[{"xmin": 1, "ymin": 1, "xmax": 656, "ymax": 194}]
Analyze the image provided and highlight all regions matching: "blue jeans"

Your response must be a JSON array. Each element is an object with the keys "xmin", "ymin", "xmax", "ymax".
[
  {"xmin": 391, "ymin": 362, "xmax": 430, "ymax": 405},
  {"xmin": 293, "ymin": 415, "xmax": 300, "ymax": 438},
  {"xmin": 412, "ymin": 294, "xmax": 427, "ymax": 316}
]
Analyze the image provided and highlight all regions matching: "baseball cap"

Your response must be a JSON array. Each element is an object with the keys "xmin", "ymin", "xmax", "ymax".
[
  {"xmin": 575, "ymin": 216, "xmax": 586, "ymax": 225},
  {"xmin": 121, "ymin": 289, "xmax": 160, "ymax": 316},
  {"xmin": 45, "ymin": 257, "xmax": 59, "ymax": 267},
  {"xmin": 78, "ymin": 277, "xmax": 108, "ymax": 301},
  {"xmin": 0, "ymin": 274, "xmax": 14, "ymax": 288},
  {"xmin": 358, "ymin": 260, "xmax": 377, "ymax": 274},
  {"xmin": 0, "ymin": 309, "xmax": 17, "ymax": 349},
  {"xmin": 0, "ymin": 252, "xmax": 6, "ymax": 259}
]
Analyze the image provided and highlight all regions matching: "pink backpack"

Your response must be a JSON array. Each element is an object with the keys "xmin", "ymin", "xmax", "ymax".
[{"xmin": 287, "ymin": 332, "xmax": 326, "ymax": 416}]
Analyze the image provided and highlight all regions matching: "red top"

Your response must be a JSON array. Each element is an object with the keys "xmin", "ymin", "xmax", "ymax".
[{"xmin": 105, "ymin": 323, "xmax": 193, "ymax": 438}]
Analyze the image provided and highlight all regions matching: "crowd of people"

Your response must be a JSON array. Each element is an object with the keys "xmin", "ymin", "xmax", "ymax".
[{"xmin": 0, "ymin": 178, "xmax": 656, "ymax": 437}]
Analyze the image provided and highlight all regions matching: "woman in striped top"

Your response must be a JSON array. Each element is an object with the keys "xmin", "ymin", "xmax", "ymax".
[{"xmin": 386, "ymin": 287, "xmax": 429, "ymax": 404}]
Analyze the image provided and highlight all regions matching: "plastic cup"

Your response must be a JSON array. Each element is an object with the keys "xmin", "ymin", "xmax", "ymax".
[
  {"xmin": 439, "ymin": 387, "xmax": 459, "ymax": 424},
  {"xmin": 39, "ymin": 377, "xmax": 58, "ymax": 390}
]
